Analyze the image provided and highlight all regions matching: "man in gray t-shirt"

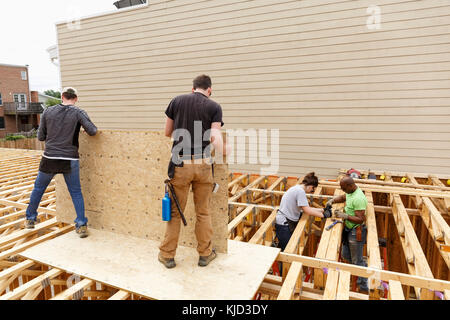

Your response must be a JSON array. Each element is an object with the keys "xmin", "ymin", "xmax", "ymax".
[{"xmin": 276, "ymin": 185, "xmax": 309, "ymax": 225}]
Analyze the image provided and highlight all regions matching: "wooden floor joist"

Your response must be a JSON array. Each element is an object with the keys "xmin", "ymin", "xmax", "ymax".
[
  {"xmin": 229, "ymin": 170, "xmax": 450, "ymax": 300},
  {"xmin": 1, "ymin": 149, "xmax": 450, "ymax": 300}
]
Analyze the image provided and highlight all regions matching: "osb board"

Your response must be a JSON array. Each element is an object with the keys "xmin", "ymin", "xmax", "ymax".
[
  {"xmin": 56, "ymin": 130, "xmax": 228, "ymax": 253},
  {"xmin": 20, "ymin": 229, "xmax": 280, "ymax": 300}
]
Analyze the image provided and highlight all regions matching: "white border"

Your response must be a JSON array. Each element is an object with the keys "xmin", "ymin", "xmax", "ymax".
[{"xmin": 54, "ymin": 1, "xmax": 149, "ymax": 26}]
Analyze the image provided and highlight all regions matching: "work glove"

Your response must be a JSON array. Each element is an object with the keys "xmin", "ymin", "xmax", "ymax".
[
  {"xmin": 334, "ymin": 210, "xmax": 349, "ymax": 220},
  {"xmin": 323, "ymin": 207, "xmax": 332, "ymax": 219}
]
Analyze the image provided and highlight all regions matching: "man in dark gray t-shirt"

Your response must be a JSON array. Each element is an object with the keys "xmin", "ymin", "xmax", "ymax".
[{"xmin": 25, "ymin": 87, "xmax": 97, "ymax": 239}]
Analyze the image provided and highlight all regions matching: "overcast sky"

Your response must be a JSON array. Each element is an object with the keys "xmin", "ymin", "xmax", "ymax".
[{"xmin": 0, "ymin": 0, "xmax": 118, "ymax": 93}]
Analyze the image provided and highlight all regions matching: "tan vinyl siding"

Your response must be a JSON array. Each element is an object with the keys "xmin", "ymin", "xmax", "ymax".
[{"xmin": 56, "ymin": 0, "xmax": 450, "ymax": 178}]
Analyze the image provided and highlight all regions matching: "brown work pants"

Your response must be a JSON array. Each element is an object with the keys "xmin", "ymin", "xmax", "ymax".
[{"xmin": 159, "ymin": 162, "xmax": 214, "ymax": 259}]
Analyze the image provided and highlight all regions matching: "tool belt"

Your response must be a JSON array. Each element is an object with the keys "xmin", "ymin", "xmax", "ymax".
[
  {"xmin": 278, "ymin": 209, "xmax": 299, "ymax": 234},
  {"xmin": 168, "ymin": 153, "xmax": 214, "ymax": 179},
  {"xmin": 39, "ymin": 157, "xmax": 71, "ymax": 174},
  {"xmin": 286, "ymin": 218, "xmax": 299, "ymax": 234},
  {"xmin": 342, "ymin": 223, "xmax": 365, "ymax": 244}
]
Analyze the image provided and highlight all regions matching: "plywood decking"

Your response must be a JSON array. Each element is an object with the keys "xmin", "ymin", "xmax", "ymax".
[
  {"xmin": 20, "ymin": 229, "xmax": 280, "ymax": 300},
  {"xmin": 56, "ymin": 130, "xmax": 229, "ymax": 253}
]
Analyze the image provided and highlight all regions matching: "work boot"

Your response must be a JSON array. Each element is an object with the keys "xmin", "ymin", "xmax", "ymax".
[
  {"xmin": 198, "ymin": 249, "xmax": 217, "ymax": 267},
  {"xmin": 158, "ymin": 252, "xmax": 176, "ymax": 269},
  {"xmin": 76, "ymin": 225, "xmax": 88, "ymax": 238},
  {"xmin": 24, "ymin": 219, "xmax": 35, "ymax": 229}
]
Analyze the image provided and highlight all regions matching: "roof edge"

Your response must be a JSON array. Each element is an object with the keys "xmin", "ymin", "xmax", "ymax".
[{"xmin": 55, "ymin": 2, "xmax": 149, "ymax": 26}]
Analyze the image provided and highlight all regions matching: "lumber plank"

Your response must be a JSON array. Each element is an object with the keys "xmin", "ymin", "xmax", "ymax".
[
  {"xmin": 51, "ymin": 278, "xmax": 94, "ymax": 300},
  {"xmin": 392, "ymin": 194, "xmax": 435, "ymax": 299},
  {"xmin": 0, "ymin": 268, "xmax": 63, "ymax": 300},
  {"xmin": 228, "ymin": 205, "xmax": 255, "ymax": 234},
  {"xmin": 336, "ymin": 270, "xmax": 351, "ymax": 300},
  {"xmin": 277, "ymin": 261, "xmax": 303, "ymax": 300},
  {"xmin": 279, "ymin": 253, "xmax": 450, "ymax": 293},
  {"xmin": 0, "ymin": 218, "xmax": 59, "ymax": 248},
  {"xmin": 0, "ymin": 224, "xmax": 74, "ymax": 261},
  {"xmin": 0, "ymin": 199, "xmax": 56, "ymax": 214},
  {"xmin": 322, "ymin": 269, "xmax": 339, "ymax": 300},
  {"xmin": 248, "ymin": 208, "xmax": 278, "ymax": 245},
  {"xmin": 108, "ymin": 290, "xmax": 131, "ymax": 300},
  {"xmin": 365, "ymin": 191, "xmax": 382, "ymax": 291},
  {"xmin": 388, "ymin": 280, "xmax": 405, "ymax": 300}
]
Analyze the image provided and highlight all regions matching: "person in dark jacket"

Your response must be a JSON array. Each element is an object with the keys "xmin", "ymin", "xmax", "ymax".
[{"xmin": 25, "ymin": 87, "xmax": 97, "ymax": 238}]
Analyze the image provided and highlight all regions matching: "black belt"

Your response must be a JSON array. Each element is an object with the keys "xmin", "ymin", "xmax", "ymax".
[{"xmin": 179, "ymin": 154, "xmax": 210, "ymax": 161}]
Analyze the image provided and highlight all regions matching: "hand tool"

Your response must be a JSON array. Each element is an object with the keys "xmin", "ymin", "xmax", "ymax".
[{"xmin": 325, "ymin": 219, "xmax": 343, "ymax": 231}]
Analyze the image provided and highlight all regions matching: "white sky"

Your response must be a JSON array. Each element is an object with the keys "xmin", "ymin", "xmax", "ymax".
[{"xmin": 0, "ymin": 0, "xmax": 118, "ymax": 93}]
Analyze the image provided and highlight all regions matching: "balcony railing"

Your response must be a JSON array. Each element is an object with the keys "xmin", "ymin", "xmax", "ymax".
[{"xmin": 2, "ymin": 102, "xmax": 44, "ymax": 115}]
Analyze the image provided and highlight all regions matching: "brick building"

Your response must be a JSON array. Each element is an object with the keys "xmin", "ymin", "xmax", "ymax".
[{"xmin": 0, "ymin": 63, "xmax": 43, "ymax": 138}]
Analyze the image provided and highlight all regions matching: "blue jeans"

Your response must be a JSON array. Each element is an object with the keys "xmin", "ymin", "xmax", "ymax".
[
  {"xmin": 275, "ymin": 223, "xmax": 292, "ymax": 252},
  {"xmin": 342, "ymin": 225, "xmax": 368, "ymax": 291},
  {"xmin": 26, "ymin": 160, "xmax": 87, "ymax": 228}
]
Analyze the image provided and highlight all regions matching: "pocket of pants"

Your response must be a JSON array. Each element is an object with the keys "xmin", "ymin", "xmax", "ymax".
[{"xmin": 198, "ymin": 163, "xmax": 214, "ymax": 184}]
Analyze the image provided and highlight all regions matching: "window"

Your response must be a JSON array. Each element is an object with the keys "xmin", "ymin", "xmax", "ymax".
[
  {"xmin": 21, "ymin": 71, "xmax": 27, "ymax": 80},
  {"xmin": 0, "ymin": 93, "xmax": 2, "ymax": 105},
  {"xmin": 14, "ymin": 93, "xmax": 27, "ymax": 110},
  {"xmin": 0, "ymin": 117, "xmax": 5, "ymax": 129}
]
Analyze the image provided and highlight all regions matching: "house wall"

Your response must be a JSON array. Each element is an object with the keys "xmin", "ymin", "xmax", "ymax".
[
  {"xmin": 56, "ymin": 0, "xmax": 450, "ymax": 178},
  {"xmin": 0, "ymin": 64, "xmax": 30, "ymax": 137}
]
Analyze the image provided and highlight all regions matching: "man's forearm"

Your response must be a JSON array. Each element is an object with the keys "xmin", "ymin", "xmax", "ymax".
[{"xmin": 332, "ymin": 194, "xmax": 346, "ymax": 204}]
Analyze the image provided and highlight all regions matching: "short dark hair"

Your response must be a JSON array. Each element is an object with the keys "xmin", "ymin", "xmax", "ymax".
[
  {"xmin": 193, "ymin": 75, "xmax": 212, "ymax": 90},
  {"xmin": 302, "ymin": 172, "xmax": 319, "ymax": 187},
  {"xmin": 62, "ymin": 87, "xmax": 77, "ymax": 100}
]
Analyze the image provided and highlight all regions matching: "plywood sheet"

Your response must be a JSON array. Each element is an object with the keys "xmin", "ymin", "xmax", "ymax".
[
  {"xmin": 56, "ymin": 130, "xmax": 228, "ymax": 253},
  {"xmin": 20, "ymin": 229, "xmax": 280, "ymax": 300}
]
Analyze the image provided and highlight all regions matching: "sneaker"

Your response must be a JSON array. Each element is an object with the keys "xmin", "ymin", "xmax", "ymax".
[
  {"xmin": 76, "ymin": 225, "xmax": 88, "ymax": 238},
  {"xmin": 198, "ymin": 249, "xmax": 217, "ymax": 267},
  {"xmin": 158, "ymin": 253, "xmax": 176, "ymax": 269},
  {"xmin": 25, "ymin": 219, "xmax": 35, "ymax": 229}
]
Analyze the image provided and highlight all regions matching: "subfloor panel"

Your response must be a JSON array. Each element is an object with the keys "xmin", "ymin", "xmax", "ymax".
[{"xmin": 20, "ymin": 229, "xmax": 280, "ymax": 300}]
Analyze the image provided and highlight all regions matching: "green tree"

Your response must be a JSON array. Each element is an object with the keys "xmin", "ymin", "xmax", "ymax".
[
  {"xmin": 44, "ymin": 90, "xmax": 61, "ymax": 99},
  {"xmin": 45, "ymin": 97, "xmax": 62, "ymax": 108}
]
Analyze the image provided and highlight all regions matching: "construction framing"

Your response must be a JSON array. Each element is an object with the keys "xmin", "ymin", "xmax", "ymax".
[
  {"xmin": 227, "ymin": 171, "xmax": 450, "ymax": 300},
  {"xmin": 1, "ymin": 147, "xmax": 449, "ymax": 300}
]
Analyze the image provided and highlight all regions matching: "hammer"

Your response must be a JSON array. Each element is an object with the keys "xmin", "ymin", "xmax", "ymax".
[{"xmin": 326, "ymin": 219, "xmax": 343, "ymax": 231}]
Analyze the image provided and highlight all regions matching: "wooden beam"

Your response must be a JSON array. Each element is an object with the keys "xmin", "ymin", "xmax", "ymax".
[
  {"xmin": 365, "ymin": 191, "xmax": 382, "ymax": 291},
  {"xmin": 228, "ymin": 205, "xmax": 255, "ymax": 235},
  {"xmin": 108, "ymin": 290, "xmax": 131, "ymax": 300},
  {"xmin": 392, "ymin": 194, "xmax": 435, "ymax": 299},
  {"xmin": 248, "ymin": 208, "xmax": 278, "ymax": 245},
  {"xmin": 314, "ymin": 188, "xmax": 344, "ymax": 289},
  {"xmin": 277, "ymin": 261, "xmax": 303, "ymax": 300},
  {"xmin": 323, "ymin": 268, "xmax": 339, "ymax": 300},
  {"xmin": 51, "ymin": 278, "xmax": 94, "ymax": 300},
  {"xmin": 388, "ymin": 280, "xmax": 405, "ymax": 300},
  {"xmin": 0, "ymin": 218, "xmax": 59, "ymax": 248},
  {"xmin": 279, "ymin": 252, "xmax": 450, "ymax": 293},
  {"xmin": 319, "ymin": 181, "xmax": 450, "ymax": 199},
  {"xmin": 0, "ymin": 199, "xmax": 56, "ymax": 214},
  {"xmin": 0, "ymin": 224, "xmax": 74, "ymax": 261},
  {"xmin": 0, "ymin": 268, "xmax": 63, "ymax": 300},
  {"xmin": 336, "ymin": 271, "xmax": 351, "ymax": 300}
]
